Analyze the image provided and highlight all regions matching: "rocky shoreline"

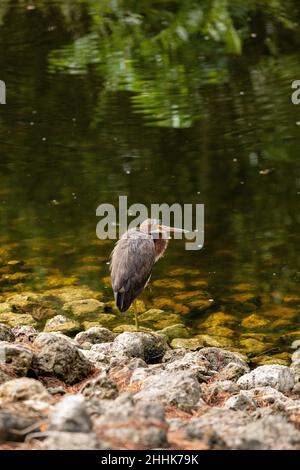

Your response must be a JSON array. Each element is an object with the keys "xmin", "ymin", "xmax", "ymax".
[{"xmin": 0, "ymin": 321, "xmax": 300, "ymax": 450}]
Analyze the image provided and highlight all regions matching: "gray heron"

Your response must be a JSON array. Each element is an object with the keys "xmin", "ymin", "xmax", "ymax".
[{"xmin": 110, "ymin": 218, "xmax": 187, "ymax": 330}]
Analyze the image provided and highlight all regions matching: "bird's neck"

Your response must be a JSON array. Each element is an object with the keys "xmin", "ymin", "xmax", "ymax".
[{"xmin": 154, "ymin": 237, "xmax": 169, "ymax": 261}]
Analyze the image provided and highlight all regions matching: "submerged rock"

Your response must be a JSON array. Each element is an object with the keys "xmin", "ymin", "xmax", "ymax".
[
  {"xmin": 0, "ymin": 303, "xmax": 11, "ymax": 314},
  {"xmin": 0, "ymin": 312, "xmax": 36, "ymax": 328},
  {"xmin": 152, "ymin": 279, "xmax": 185, "ymax": 290},
  {"xmin": 63, "ymin": 299, "xmax": 105, "ymax": 318},
  {"xmin": 194, "ymin": 334, "xmax": 234, "ymax": 348},
  {"xmin": 45, "ymin": 286, "xmax": 103, "ymax": 304},
  {"xmin": 138, "ymin": 309, "xmax": 181, "ymax": 329},
  {"xmin": 170, "ymin": 337, "xmax": 204, "ymax": 350},
  {"xmin": 44, "ymin": 315, "xmax": 80, "ymax": 334},
  {"xmin": 32, "ymin": 333, "xmax": 94, "ymax": 384},
  {"xmin": 159, "ymin": 324, "xmax": 190, "ymax": 341},
  {"xmin": 200, "ymin": 311, "xmax": 237, "ymax": 328},
  {"xmin": 82, "ymin": 315, "xmax": 116, "ymax": 329},
  {"xmin": 241, "ymin": 314, "xmax": 270, "ymax": 329},
  {"xmin": 237, "ymin": 365, "xmax": 294, "ymax": 393}
]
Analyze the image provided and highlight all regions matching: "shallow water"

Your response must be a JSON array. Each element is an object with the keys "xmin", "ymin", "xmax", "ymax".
[{"xmin": 0, "ymin": 1, "xmax": 299, "ymax": 362}]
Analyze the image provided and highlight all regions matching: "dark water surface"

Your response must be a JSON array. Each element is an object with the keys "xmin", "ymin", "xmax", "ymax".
[{"xmin": 0, "ymin": 1, "xmax": 299, "ymax": 362}]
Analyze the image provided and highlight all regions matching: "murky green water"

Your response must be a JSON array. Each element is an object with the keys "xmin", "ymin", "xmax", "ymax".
[{"xmin": 0, "ymin": 1, "xmax": 299, "ymax": 363}]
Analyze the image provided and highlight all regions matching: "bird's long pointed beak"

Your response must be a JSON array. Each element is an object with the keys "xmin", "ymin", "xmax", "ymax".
[{"xmin": 159, "ymin": 224, "xmax": 189, "ymax": 234}]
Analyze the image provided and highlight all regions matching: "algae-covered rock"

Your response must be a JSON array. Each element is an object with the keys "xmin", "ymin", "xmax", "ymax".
[
  {"xmin": 239, "ymin": 337, "xmax": 273, "ymax": 355},
  {"xmin": 6, "ymin": 292, "xmax": 40, "ymax": 308},
  {"xmin": 201, "ymin": 311, "xmax": 237, "ymax": 328},
  {"xmin": 241, "ymin": 314, "xmax": 270, "ymax": 329},
  {"xmin": 173, "ymin": 303, "xmax": 190, "ymax": 315},
  {"xmin": 5, "ymin": 292, "xmax": 57, "ymax": 320},
  {"xmin": 188, "ymin": 298, "xmax": 215, "ymax": 311},
  {"xmin": 170, "ymin": 337, "xmax": 204, "ymax": 351},
  {"xmin": 63, "ymin": 299, "xmax": 105, "ymax": 318},
  {"xmin": 45, "ymin": 286, "xmax": 103, "ymax": 303},
  {"xmin": 44, "ymin": 315, "xmax": 80, "ymax": 334},
  {"xmin": 262, "ymin": 306, "xmax": 297, "ymax": 320},
  {"xmin": 253, "ymin": 352, "xmax": 291, "ymax": 367},
  {"xmin": 113, "ymin": 324, "xmax": 148, "ymax": 333},
  {"xmin": 226, "ymin": 292, "xmax": 259, "ymax": 303},
  {"xmin": 272, "ymin": 318, "xmax": 292, "ymax": 328},
  {"xmin": 205, "ymin": 326, "xmax": 234, "ymax": 338},
  {"xmin": 190, "ymin": 280, "xmax": 209, "ymax": 288},
  {"xmin": 159, "ymin": 324, "xmax": 190, "ymax": 341},
  {"xmin": 155, "ymin": 297, "xmax": 175, "ymax": 310},
  {"xmin": 169, "ymin": 268, "xmax": 201, "ymax": 277},
  {"xmin": 194, "ymin": 335, "xmax": 234, "ymax": 348},
  {"xmin": 126, "ymin": 299, "xmax": 146, "ymax": 315},
  {"xmin": 138, "ymin": 309, "xmax": 181, "ymax": 329},
  {"xmin": 0, "ymin": 312, "xmax": 36, "ymax": 328},
  {"xmin": 0, "ymin": 303, "xmax": 11, "ymax": 314},
  {"xmin": 82, "ymin": 314, "xmax": 116, "ymax": 330},
  {"xmin": 0, "ymin": 272, "xmax": 31, "ymax": 285},
  {"xmin": 152, "ymin": 279, "xmax": 185, "ymax": 290},
  {"xmin": 45, "ymin": 274, "xmax": 78, "ymax": 288}
]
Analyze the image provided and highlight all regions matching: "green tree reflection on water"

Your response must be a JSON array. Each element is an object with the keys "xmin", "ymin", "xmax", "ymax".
[{"xmin": 0, "ymin": 1, "xmax": 299, "ymax": 361}]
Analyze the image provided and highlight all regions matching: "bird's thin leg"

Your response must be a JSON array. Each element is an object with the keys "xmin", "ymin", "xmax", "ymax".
[{"xmin": 133, "ymin": 300, "xmax": 139, "ymax": 331}]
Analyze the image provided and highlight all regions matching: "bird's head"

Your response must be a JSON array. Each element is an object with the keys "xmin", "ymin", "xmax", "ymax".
[{"xmin": 139, "ymin": 218, "xmax": 188, "ymax": 238}]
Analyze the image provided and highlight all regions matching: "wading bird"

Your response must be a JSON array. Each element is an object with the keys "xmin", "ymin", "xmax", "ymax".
[{"xmin": 110, "ymin": 218, "xmax": 187, "ymax": 330}]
